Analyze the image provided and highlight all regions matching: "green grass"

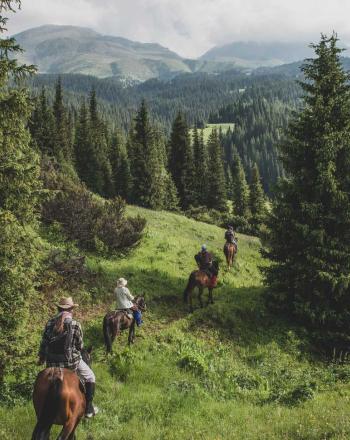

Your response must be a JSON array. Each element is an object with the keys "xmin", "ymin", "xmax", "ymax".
[
  {"xmin": 191, "ymin": 123, "xmax": 234, "ymax": 142},
  {"xmin": 2, "ymin": 206, "xmax": 350, "ymax": 439}
]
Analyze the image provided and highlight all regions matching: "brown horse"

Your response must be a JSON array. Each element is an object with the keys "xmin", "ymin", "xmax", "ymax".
[
  {"xmin": 31, "ymin": 348, "xmax": 92, "ymax": 440},
  {"xmin": 103, "ymin": 296, "xmax": 146, "ymax": 353},
  {"xmin": 224, "ymin": 242, "xmax": 236, "ymax": 269},
  {"xmin": 183, "ymin": 261, "xmax": 219, "ymax": 313}
]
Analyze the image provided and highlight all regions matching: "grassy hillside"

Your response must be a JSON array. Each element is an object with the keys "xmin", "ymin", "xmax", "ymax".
[
  {"xmin": 1, "ymin": 207, "xmax": 350, "ymax": 439},
  {"xmin": 191, "ymin": 123, "xmax": 234, "ymax": 142}
]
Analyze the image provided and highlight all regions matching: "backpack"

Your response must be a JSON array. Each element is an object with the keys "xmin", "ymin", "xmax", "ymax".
[{"xmin": 47, "ymin": 318, "xmax": 73, "ymax": 364}]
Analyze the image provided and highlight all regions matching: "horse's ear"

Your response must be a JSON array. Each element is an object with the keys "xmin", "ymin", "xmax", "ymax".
[{"xmin": 87, "ymin": 345, "xmax": 93, "ymax": 354}]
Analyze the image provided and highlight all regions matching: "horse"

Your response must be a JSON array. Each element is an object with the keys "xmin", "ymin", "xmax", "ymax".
[
  {"xmin": 103, "ymin": 296, "xmax": 146, "ymax": 353},
  {"xmin": 183, "ymin": 261, "xmax": 219, "ymax": 313},
  {"xmin": 31, "ymin": 347, "xmax": 92, "ymax": 440},
  {"xmin": 224, "ymin": 242, "xmax": 236, "ymax": 269}
]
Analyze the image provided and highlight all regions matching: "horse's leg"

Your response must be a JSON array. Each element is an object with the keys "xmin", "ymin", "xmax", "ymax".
[
  {"xmin": 198, "ymin": 286, "xmax": 204, "ymax": 308},
  {"xmin": 32, "ymin": 423, "xmax": 52, "ymax": 440},
  {"xmin": 128, "ymin": 320, "xmax": 135, "ymax": 346},
  {"xmin": 189, "ymin": 290, "xmax": 194, "ymax": 313},
  {"xmin": 57, "ymin": 418, "xmax": 79, "ymax": 440},
  {"xmin": 209, "ymin": 288, "xmax": 214, "ymax": 304}
]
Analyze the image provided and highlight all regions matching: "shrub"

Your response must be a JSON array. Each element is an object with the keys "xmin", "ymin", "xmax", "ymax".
[{"xmin": 41, "ymin": 160, "xmax": 146, "ymax": 254}]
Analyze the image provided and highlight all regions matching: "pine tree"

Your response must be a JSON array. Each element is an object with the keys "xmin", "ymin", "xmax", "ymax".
[
  {"xmin": 231, "ymin": 151, "xmax": 250, "ymax": 218},
  {"xmin": 74, "ymin": 101, "xmax": 91, "ymax": 183},
  {"xmin": 263, "ymin": 34, "xmax": 350, "ymax": 341},
  {"xmin": 206, "ymin": 129, "xmax": 227, "ymax": 211},
  {"xmin": 110, "ymin": 130, "xmax": 132, "ymax": 200},
  {"xmin": 29, "ymin": 88, "xmax": 55, "ymax": 155},
  {"xmin": 129, "ymin": 100, "xmax": 166, "ymax": 208},
  {"xmin": 53, "ymin": 77, "xmax": 70, "ymax": 161},
  {"xmin": 0, "ymin": 0, "xmax": 41, "ymax": 384},
  {"xmin": 168, "ymin": 112, "xmax": 196, "ymax": 209},
  {"xmin": 249, "ymin": 163, "xmax": 265, "ymax": 234},
  {"xmin": 192, "ymin": 127, "xmax": 208, "ymax": 206}
]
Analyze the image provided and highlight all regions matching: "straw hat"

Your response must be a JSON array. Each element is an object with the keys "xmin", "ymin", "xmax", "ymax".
[
  {"xmin": 56, "ymin": 297, "xmax": 78, "ymax": 310},
  {"xmin": 117, "ymin": 278, "xmax": 128, "ymax": 288}
]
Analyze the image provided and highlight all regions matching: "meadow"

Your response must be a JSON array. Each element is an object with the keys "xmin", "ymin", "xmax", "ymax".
[
  {"xmin": 1, "ymin": 207, "xmax": 350, "ymax": 439},
  {"xmin": 190, "ymin": 123, "xmax": 235, "ymax": 142}
]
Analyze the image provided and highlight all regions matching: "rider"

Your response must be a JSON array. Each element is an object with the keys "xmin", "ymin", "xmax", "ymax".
[
  {"xmin": 115, "ymin": 278, "xmax": 142, "ymax": 326},
  {"xmin": 38, "ymin": 297, "xmax": 98, "ymax": 418},
  {"xmin": 195, "ymin": 244, "xmax": 214, "ymax": 277},
  {"xmin": 225, "ymin": 225, "xmax": 238, "ymax": 252}
]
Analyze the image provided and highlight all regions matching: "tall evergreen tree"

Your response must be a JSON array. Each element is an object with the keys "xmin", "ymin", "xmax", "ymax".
[
  {"xmin": 249, "ymin": 163, "xmax": 265, "ymax": 234},
  {"xmin": 206, "ymin": 129, "xmax": 227, "ymax": 211},
  {"xmin": 168, "ymin": 112, "xmax": 196, "ymax": 209},
  {"xmin": 129, "ymin": 100, "xmax": 167, "ymax": 208},
  {"xmin": 0, "ymin": 0, "xmax": 41, "ymax": 384},
  {"xmin": 29, "ymin": 88, "xmax": 55, "ymax": 155},
  {"xmin": 192, "ymin": 127, "xmax": 208, "ymax": 206},
  {"xmin": 231, "ymin": 151, "xmax": 250, "ymax": 217},
  {"xmin": 263, "ymin": 34, "xmax": 350, "ymax": 341},
  {"xmin": 110, "ymin": 130, "xmax": 132, "ymax": 200},
  {"xmin": 53, "ymin": 77, "xmax": 70, "ymax": 161}
]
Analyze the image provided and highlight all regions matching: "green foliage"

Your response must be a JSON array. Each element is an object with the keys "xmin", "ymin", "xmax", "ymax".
[
  {"xmin": 206, "ymin": 129, "xmax": 228, "ymax": 211},
  {"xmin": 231, "ymin": 150, "xmax": 250, "ymax": 219},
  {"xmin": 0, "ymin": 0, "xmax": 41, "ymax": 386},
  {"xmin": 41, "ymin": 162, "xmax": 145, "ymax": 254},
  {"xmin": 263, "ymin": 34, "xmax": 350, "ymax": 345}
]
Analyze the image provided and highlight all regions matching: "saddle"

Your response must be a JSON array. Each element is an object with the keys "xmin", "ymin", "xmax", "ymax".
[{"xmin": 116, "ymin": 309, "xmax": 133, "ymax": 320}]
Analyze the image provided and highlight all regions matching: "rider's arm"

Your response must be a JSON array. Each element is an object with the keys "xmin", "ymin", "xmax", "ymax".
[
  {"xmin": 38, "ymin": 322, "xmax": 50, "ymax": 360},
  {"xmin": 124, "ymin": 287, "xmax": 134, "ymax": 301},
  {"xmin": 75, "ymin": 322, "xmax": 83, "ymax": 352}
]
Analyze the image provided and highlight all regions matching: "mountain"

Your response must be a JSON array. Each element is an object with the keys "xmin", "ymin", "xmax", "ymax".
[
  {"xmin": 201, "ymin": 41, "xmax": 321, "ymax": 68},
  {"xmin": 13, "ymin": 25, "xmax": 238, "ymax": 81}
]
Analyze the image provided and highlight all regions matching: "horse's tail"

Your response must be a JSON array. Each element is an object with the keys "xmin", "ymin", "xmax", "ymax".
[
  {"xmin": 184, "ymin": 272, "xmax": 196, "ymax": 303},
  {"xmin": 103, "ymin": 314, "xmax": 114, "ymax": 353},
  {"xmin": 31, "ymin": 373, "xmax": 62, "ymax": 440}
]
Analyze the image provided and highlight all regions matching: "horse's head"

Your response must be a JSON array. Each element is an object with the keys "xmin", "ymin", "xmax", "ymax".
[
  {"xmin": 212, "ymin": 260, "xmax": 219, "ymax": 276},
  {"xmin": 81, "ymin": 346, "xmax": 93, "ymax": 366},
  {"xmin": 135, "ymin": 295, "xmax": 147, "ymax": 312}
]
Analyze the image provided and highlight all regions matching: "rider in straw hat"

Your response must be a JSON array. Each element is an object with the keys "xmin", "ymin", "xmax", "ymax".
[
  {"xmin": 38, "ymin": 297, "xmax": 98, "ymax": 418},
  {"xmin": 115, "ymin": 278, "xmax": 142, "ymax": 326}
]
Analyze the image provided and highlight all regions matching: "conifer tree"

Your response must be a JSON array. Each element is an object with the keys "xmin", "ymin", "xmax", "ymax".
[
  {"xmin": 249, "ymin": 163, "xmax": 265, "ymax": 234},
  {"xmin": 206, "ymin": 129, "xmax": 227, "ymax": 211},
  {"xmin": 129, "ymin": 100, "xmax": 166, "ymax": 208},
  {"xmin": 168, "ymin": 112, "xmax": 196, "ymax": 209},
  {"xmin": 110, "ymin": 130, "xmax": 132, "ymax": 200},
  {"xmin": 0, "ymin": 0, "xmax": 41, "ymax": 384},
  {"xmin": 29, "ymin": 88, "xmax": 55, "ymax": 155},
  {"xmin": 53, "ymin": 77, "xmax": 70, "ymax": 161},
  {"xmin": 192, "ymin": 127, "xmax": 208, "ymax": 206},
  {"xmin": 263, "ymin": 34, "xmax": 350, "ymax": 340},
  {"xmin": 231, "ymin": 151, "xmax": 250, "ymax": 217}
]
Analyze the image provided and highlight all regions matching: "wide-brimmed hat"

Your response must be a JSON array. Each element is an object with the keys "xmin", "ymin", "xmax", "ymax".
[
  {"xmin": 56, "ymin": 297, "xmax": 78, "ymax": 310},
  {"xmin": 117, "ymin": 277, "xmax": 128, "ymax": 287}
]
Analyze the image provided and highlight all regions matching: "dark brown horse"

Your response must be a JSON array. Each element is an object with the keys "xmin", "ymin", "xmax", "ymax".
[
  {"xmin": 103, "ymin": 296, "xmax": 146, "ymax": 353},
  {"xmin": 183, "ymin": 261, "xmax": 219, "ymax": 312},
  {"xmin": 224, "ymin": 242, "xmax": 236, "ymax": 269},
  {"xmin": 31, "ymin": 348, "xmax": 92, "ymax": 440}
]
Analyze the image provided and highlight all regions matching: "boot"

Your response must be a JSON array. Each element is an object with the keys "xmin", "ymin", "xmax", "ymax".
[{"xmin": 85, "ymin": 382, "xmax": 99, "ymax": 418}]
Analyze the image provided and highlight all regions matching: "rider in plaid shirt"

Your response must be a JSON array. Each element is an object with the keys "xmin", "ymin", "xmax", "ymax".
[{"xmin": 38, "ymin": 297, "xmax": 98, "ymax": 418}]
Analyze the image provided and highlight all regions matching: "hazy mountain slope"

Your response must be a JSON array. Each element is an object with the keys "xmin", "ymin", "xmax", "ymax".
[
  {"xmin": 14, "ymin": 25, "xmax": 238, "ymax": 81},
  {"xmin": 201, "ymin": 41, "xmax": 317, "ymax": 68}
]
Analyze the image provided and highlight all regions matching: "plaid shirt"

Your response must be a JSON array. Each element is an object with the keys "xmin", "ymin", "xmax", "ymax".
[{"xmin": 39, "ymin": 315, "xmax": 83, "ymax": 370}]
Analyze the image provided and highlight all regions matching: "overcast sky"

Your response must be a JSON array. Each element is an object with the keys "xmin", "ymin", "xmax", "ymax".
[{"xmin": 6, "ymin": 0, "xmax": 350, "ymax": 58}]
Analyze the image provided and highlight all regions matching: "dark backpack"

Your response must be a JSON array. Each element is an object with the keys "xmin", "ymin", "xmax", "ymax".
[{"xmin": 47, "ymin": 318, "xmax": 73, "ymax": 363}]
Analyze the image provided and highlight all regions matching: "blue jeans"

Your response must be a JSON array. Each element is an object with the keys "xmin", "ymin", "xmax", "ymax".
[{"xmin": 133, "ymin": 310, "xmax": 142, "ymax": 326}]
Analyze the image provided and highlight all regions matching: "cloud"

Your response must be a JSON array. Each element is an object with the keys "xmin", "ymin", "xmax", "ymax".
[{"xmin": 5, "ymin": 0, "xmax": 350, "ymax": 57}]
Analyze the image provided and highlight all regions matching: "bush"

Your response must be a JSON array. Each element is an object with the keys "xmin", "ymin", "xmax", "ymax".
[
  {"xmin": 184, "ymin": 206, "xmax": 230, "ymax": 227},
  {"xmin": 41, "ymin": 160, "xmax": 146, "ymax": 254}
]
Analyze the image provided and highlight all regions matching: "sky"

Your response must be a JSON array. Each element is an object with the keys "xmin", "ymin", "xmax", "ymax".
[{"xmin": 6, "ymin": 0, "xmax": 350, "ymax": 58}]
